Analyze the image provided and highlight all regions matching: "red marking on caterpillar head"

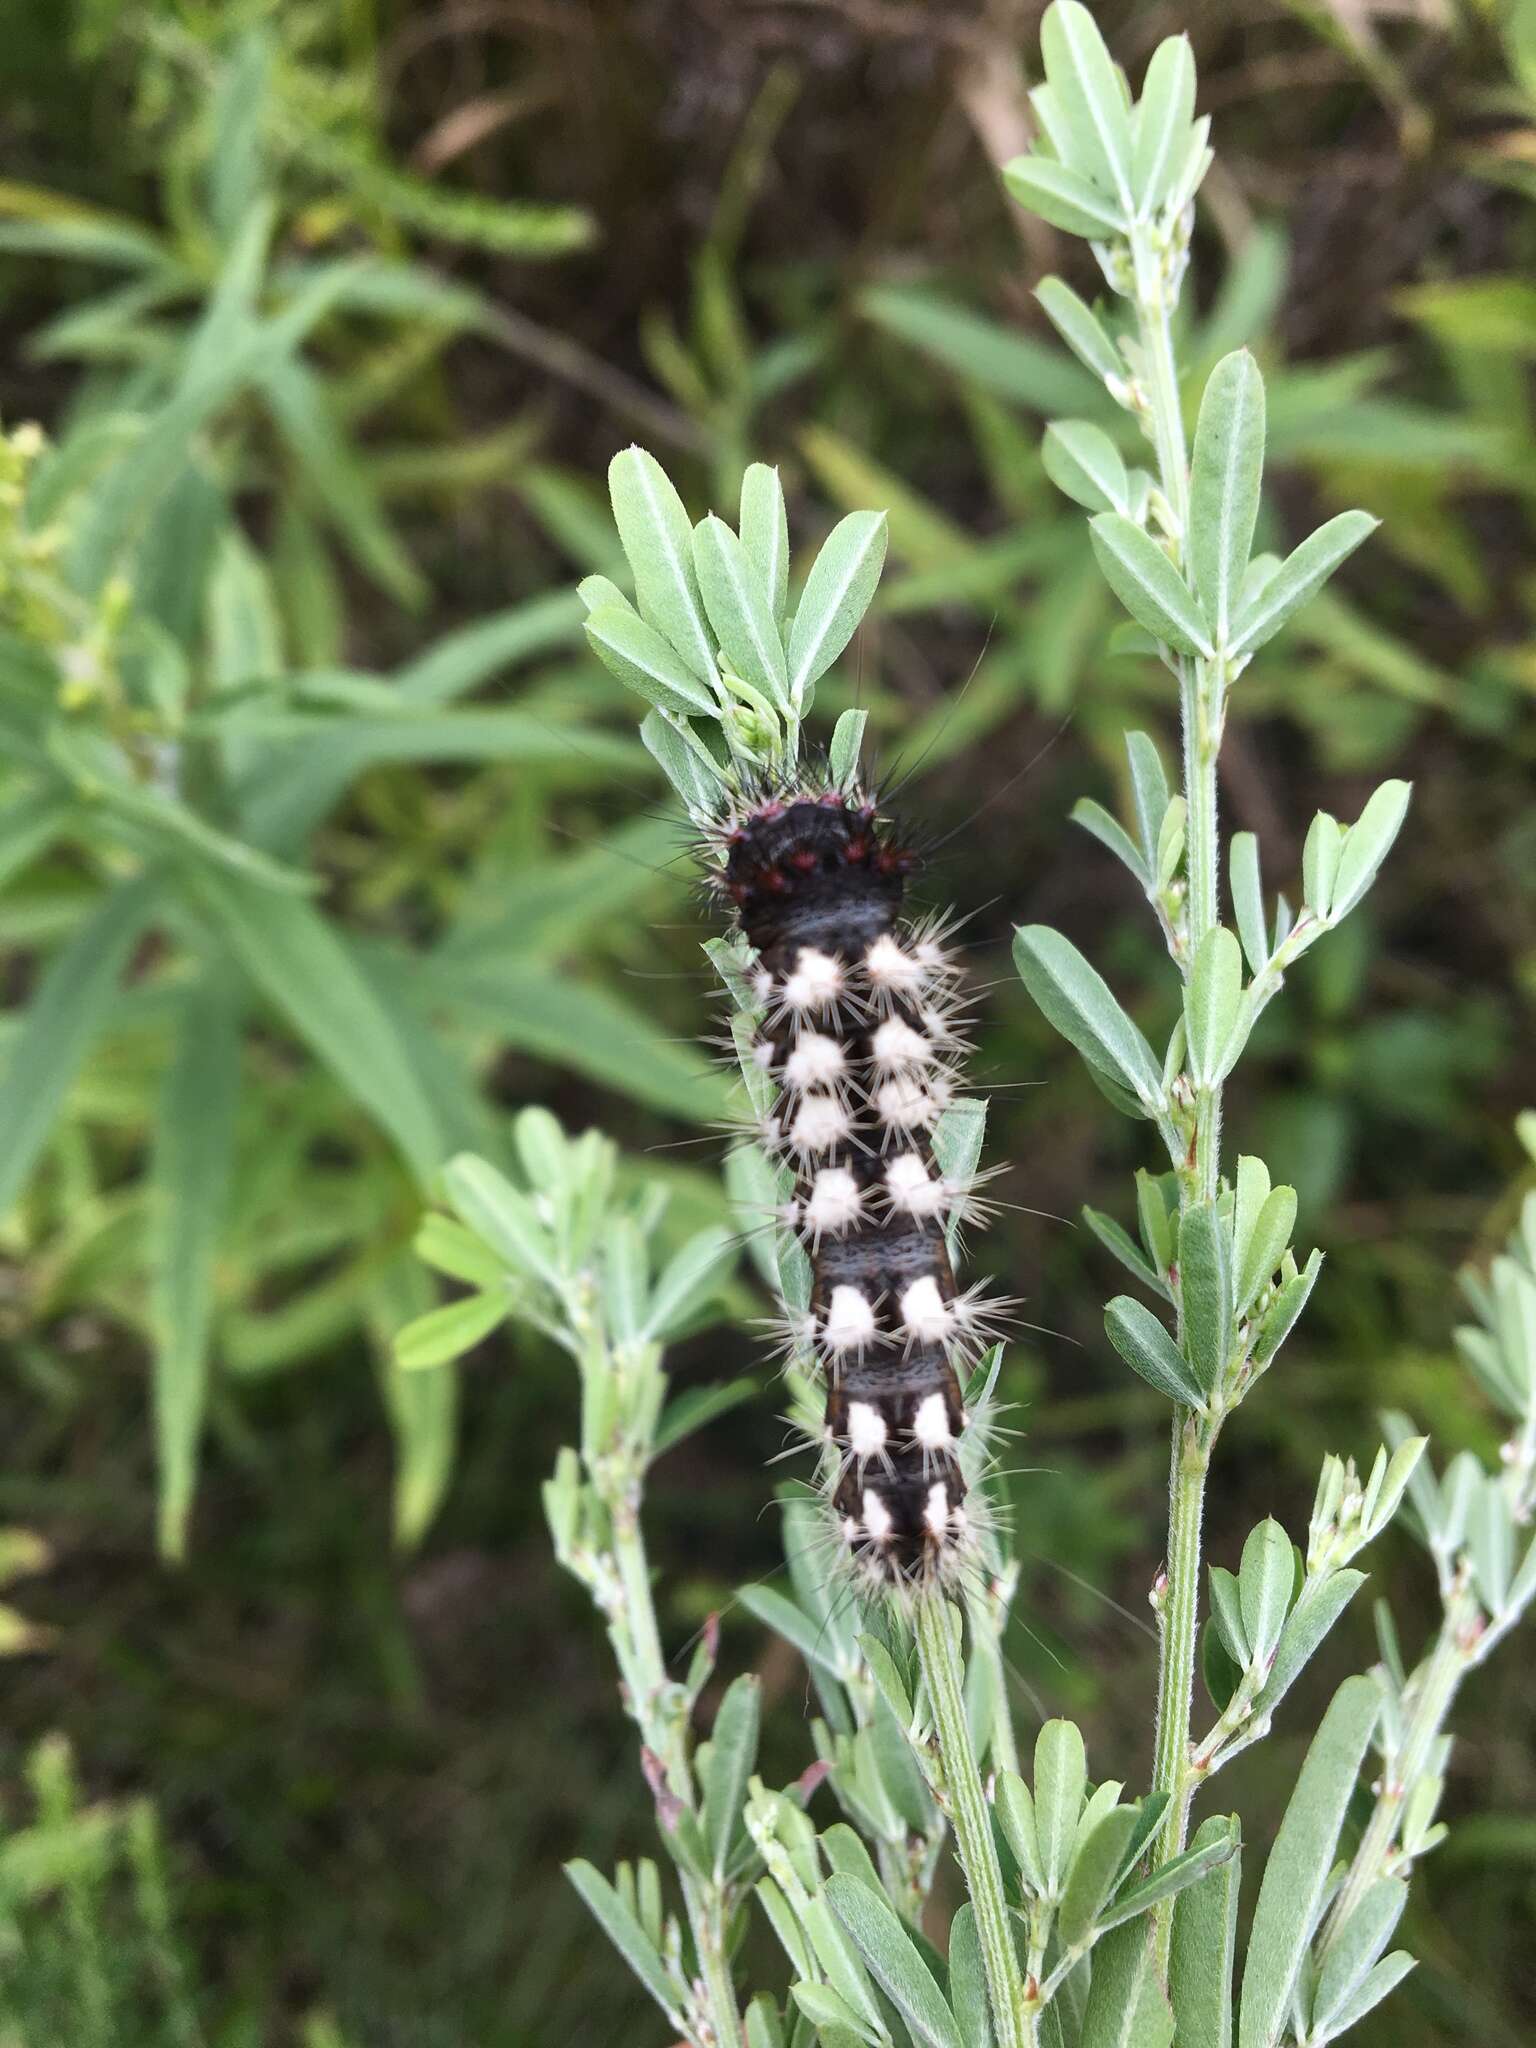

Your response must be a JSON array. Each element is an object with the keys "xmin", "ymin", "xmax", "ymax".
[
  {"xmin": 790, "ymin": 848, "xmax": 820, "ymax": 873},
  {"xmin": 842, "ymin": 836, "xmax": 869, "ymax": 863},
  {"xmin": 818, "ymin": 791, "xmax": 846, "ymax": 809},
  {"xmin": 876, "ymin": 846, "xmax": 914, "ymax": 875}
]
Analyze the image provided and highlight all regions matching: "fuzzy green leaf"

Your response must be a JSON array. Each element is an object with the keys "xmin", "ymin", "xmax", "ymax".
[
  {"xmin": 1238, "ymin": 1520, "xmax": 1295, "ymax": 1668},
  {"xmin": 1040, "ymin": 0, "xmax": 1135, "ymax": 209},
  {"xmin": 1169, "ymin": 1815, "xmax": 1242, "ymax": 2048},
  {"xmin": 1188, "ymin": 351, "xmax": 1266, "ymax": 642},
  {"xmin": 702, "ymin": 1674, "xmax": 760, "ymax": 1877},
  {"xmin": 786, "ymin": 510, "xmax": 888, "ymax": 708},
  {"xmin": 1044, "ymin": 420, "xmax": 1130, "ymax": 513},
  {"xmin": 1034, "ymin": 1719, "xmax": 1089, "ymax": 1897},
  {"xmin": 608, "ymin": 447, "xmax": 716, "ymax": 682},
  {"xmin": 1035, "ymin": 276, "xmax": 1125, "ymax": 384},
  {"xmin": 1236, "ymin": 1186, "xmax": 1297, "ymax": 1317},
  {"xmin": 694, "ymin": 513, "xmax": 790, "ymax": 713},
  {"xmin": 1229, "ymin": 833, "xmax": 1267, "ymax": 974},
  {"xmin": 1106, "ymin": 1297, "xmax": 1206, "ymax": 1408},
  {"xmin": 824, "ymin": 1873, "xmax": 964, "ymax": 2048},
  {"xmin": 565, "ymin": 1860, "xmax": 683, "ymax": 2024},
  {"xmin": 1179, "ymin": 1200, "xmax": 1232, "ymax": 1397},
  {"xmin": 1238, "ymin": 1675, "xmax": 1380, "ymax": 2048},
  {"xmin": 1013, "ymin": 925, "xmax": 1164, "ymax": 1112},
  {"xmin": 830, "ymin": 707, "xmax": 868, "ymax": 790},
  {"xmin": 1330, "ymin": 780, "xmax": 1411, "ymax": 921},
  {"xmin": 1132, "ymin": 35, "xmax": 1196, "ymax": 214},
  {"xmin": 585, "ymin": 603, "xmax": 720, "ymax": 719},
  {"xmin": 1061, "ymin": 1806, "xmax": 1142, "ymax": 1948},
  {"xmin": 393, "ymin": 1290, "xmax": 506, "ymax": 1372},
  {"xmin": 1080, "ymin": 1920, "xmax": 1174, "ymax": 2048},
  {"xmin": 1003, "ymin": 155, "xmax": 1126, "ymax": 237},
  {"xmin": 740, "ymin": 462, "xmax": 790, "ymax": 620},
  {"xmin": 1184, "ymin": 927, "xmax": 1245, "ymax": 1090},
  {"xmin": 1090, "ymin": 514, "xmax": 1212, "ymax": 657},
  {"xmin": 1231, "ymin": 510, "xmax": 1377, "ymax": 656}
]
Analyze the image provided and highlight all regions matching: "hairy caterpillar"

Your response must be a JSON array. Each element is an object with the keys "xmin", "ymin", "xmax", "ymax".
[{"xmin": 709, "ymin": 776, "xmax": 1005, "ymax": 1591}]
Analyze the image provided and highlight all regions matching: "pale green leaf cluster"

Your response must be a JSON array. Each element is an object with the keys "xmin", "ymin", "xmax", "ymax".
[{"xmin": 583, "ymin": 448, "xmax": 888, "ymax": 803}]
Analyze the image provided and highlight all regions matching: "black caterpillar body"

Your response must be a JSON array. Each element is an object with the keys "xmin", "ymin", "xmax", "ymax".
[{"xmin": 716, "ymin": 786, "xmax": 996, "ymax": 1588}]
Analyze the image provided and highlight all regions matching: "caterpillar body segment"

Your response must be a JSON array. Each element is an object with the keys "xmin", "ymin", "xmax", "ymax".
[{"xmin": 710, "ymin": 781, "xmax": 1003, "ymax": 1590}]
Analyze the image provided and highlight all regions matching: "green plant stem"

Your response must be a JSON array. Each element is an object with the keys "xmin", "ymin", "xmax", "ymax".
[
  {"xmin": 1320, "ymin": 1582, "xmax": 1473, "ymax": 1956},
  {"xmin": 607, "ymin": 1488, "xmax": 743, "ymax": 2048},
  {"xmin": 1132, "ymin": 227, "xmax": 1224, "ymax": 1959},
  {"xmin": 915, "ymin": 1596, "xmax": 1026, "ymax": 2048}
]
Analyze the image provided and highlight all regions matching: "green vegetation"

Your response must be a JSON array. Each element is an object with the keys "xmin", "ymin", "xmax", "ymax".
[{"xmin": 0, "ymin": 1, "xmax": 1531, "ymax": 2042}]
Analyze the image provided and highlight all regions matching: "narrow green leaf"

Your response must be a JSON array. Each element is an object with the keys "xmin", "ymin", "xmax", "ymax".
[
  {"xmin": 790, "ymin": 1981, "xmax": 877, "ymax": 2043},
  {"xmin": 0, "ymin": 873, "xmax": 160, "ymax": 1217},
  {"xmin": 608, "ymin": 446, "xmax": 716, "ymax": 682},
  {"xmin": 746, "ymin": 1993, "xmax": 787, "ymax": 2048},
  {"xmin": 1040, "ymin": 0, "xmax": 1135, "ymax": 209},
  {"xmin": 1125, "ymin": 732, "xmax": 1170, "ymax": 867},
  {"xmin": 997, "ymin": 1770, "xmax": 1045, "ymax": 1896},
  {"xmin": 643, "ymin": 1226, "xmax": 735, "ymax": 1341},
  {"xmin": 1100, "ymin": 1822, "xmax": 1239, "ymax": 1934},
  {"xmin": 1072, "ymin": 798, "xmax": 1149, "ymax": 884},
  {"xmin": 1132, "ymin": 36, "xmax": 1196, "ymax": 214},
  {"xmin": 1079, "ymin": 1919, "xmax": 1174, "ymax": 2048},
  {"xmin": 1236, "ymin": 1187, "xmax": 1297, "ymax": 1317},
  {"xmin": 195, "ymin": 873, "xmax": 444, "ymax": 1182},
  {"xmin": 150, "ymin": 973, "xmax": 241, "ymax": 1560},
  {"xmin": 1238, "ymin": 1675, "xmax": 1380, "ymax": 2048},
  {"xmin": 1043, "ymin": 420, "xmax": 1129, "ymax": 513},
  {"xmin": 584, "ymin": 603, "xmax": 720, "ymax": 719},
  {"xmin": 740, "ymin": 462, "xmax": 790, "ymax": 621},
  {"xmin": 1238, "ymin": 1520, "xmax": 1294, "ymax": 1668},
  {"xmin": 1208, "ymin": 1567, "xmax": 1249, "ymax": 1665},
  {"xmin": 702, "ymin": 1674, "xmax": 760, "ymax": 1877},
  {"xmin": 1169, "ymin": 1816, "xmax": 1242, "ymax": 2048},
  {"xmin": 1319, "ymin": 1951, "xmax": 1415, "ymax": 2037},
  {"xmin": 1184, "ymin": 927, "xmax": 1244, "ymax": 1090},
  {"xmin": 1188, "ymin": 351, "xmax": 1266, "ymax": 641},
  {"xmin": 1301, "ymin": 813, "xmax": 1342, "ymax": 919},
  {"xmin": 1089, "ymin": 514, "xmax": 1212, "ymax": 658},
  {"xmin": 1136, "ymin": 1169, "xmax": 1174, "ymax": 1276},
  {"xmin": 1013, "ymin": 925, "xmax": 1164, "ymax": 1111},
  {"xmin": 1084, "ymin": 1206, "xmax": 1166, "ymax": 1296},
  {"xmin": 738, "ymin": 1585, "xmax": 844, "ymax": 1682},
  {"xmin": 1330, "ymin": 781, "xmax": 1411, "ymax": 921},
  {"xmin": 1035, "ymin": 276, "xmax": 1125, "ymax": 385},
  {"xmin": 1002, "ymin": 156, "xmax": 1126, "ymax": 238},
  {"xmin": 824, "ymin": 1873, "xmax": 963, "ymax": 2048},
  {"xmin": 1061, "ymin": 1806, "xmax": 1141, "ymax": 1947},
  {"xmin": 639, "ymin": 709, "xmax": 726, "ymax": 817},
  {"xmin": 1229, "ymin": 834, "xmax": 1267, "ymax": 974},
  {"xmin": 442, "ymin": 1154, "xmax": 559, "ymax": 1291},
  {"xmin": 653, "ymin": 1378, "xmax": 757, "ymax": 1458},
  {"xmin": 694, "ymin": 513, "xmax": 790, "ymax": 712},
  {"xmin": 829, "ymin": 708, "xmax": 868, "ymax": 790},
  {"xmin": 1179, "ymin": 1201, "xmax": 1232, "ymax": 1397},
  {"xmin": 1231, "ymin": 511, "xmax": 1377, "ymax": 656},
  {"xmin": 1034, "ymin": 1719, "xmax": 1088, "ymax": 1896},
  {"xmin": 564, "ymin": 1860, "xmax": 683, "ymax": 2024},
  {"xmin": 786, "ymin": 510, "xmax": 888, "ymax": 708},
  {"xmin": 1312, "ymin": 1879, "xmax": 1406, "ymax": 2034},
  {"xmin": 1230, "ymin": 1157, "xmax": 1271, "ymax": 1293},
  {"xmin": 1106, "ymin": 1297, "xmax": 1206, "ymax": 1408},
  {"xmin": 393, "ymin": 1291, "xmax": 506, "ymax": 1371},
  {"xmin": 948, "ymin": 1905, "xmax": 993, "ymax": 2048},
  {"xmin": 1252, "ymin": 1248, "xmax": 1323, "ymax": 1367}
]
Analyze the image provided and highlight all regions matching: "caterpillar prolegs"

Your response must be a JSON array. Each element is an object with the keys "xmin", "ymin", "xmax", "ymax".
[{"xmin": 711, "ymin": 780, "xmax": 1005, "ymax": 1591}]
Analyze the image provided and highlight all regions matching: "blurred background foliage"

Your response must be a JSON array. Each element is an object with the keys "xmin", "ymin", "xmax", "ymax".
[{"xmin": 0, "ymin": 0, "xmax": 1531, "ymax": 2041}]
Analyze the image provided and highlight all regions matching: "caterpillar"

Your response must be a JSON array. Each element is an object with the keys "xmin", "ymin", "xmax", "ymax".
[{"xmin": 709, "ymin": 776, "xmax": 1004, "ymax": 1592}]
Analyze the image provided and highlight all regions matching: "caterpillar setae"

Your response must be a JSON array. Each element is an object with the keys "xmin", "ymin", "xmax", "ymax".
[{"xmin": 707, "ymin": 774, "xmax": 1006, "ymax": 1594}]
